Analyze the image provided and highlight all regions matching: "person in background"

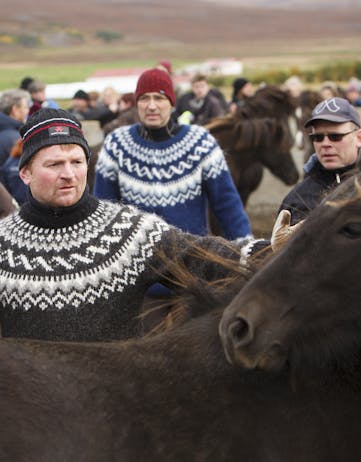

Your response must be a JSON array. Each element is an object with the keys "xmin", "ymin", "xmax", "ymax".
[
  {"xmin": 97, "ymin": 86, "xmax": 120, "ymax": 126},
  {"xmin": 94, "ymin": 67, "xmax": 251, "ymax": 240},
  {"xmin": 0, "ymin": 107, "xmax": 254, "ymax": 343},
  {"xmin": 103, "ymin": 93, "xmax": 140, "ymax": 136},
  {"xmin": 345, "ymin": 78, "xmax": 361, "ymax": 107},
  {"xmin": 28, "ymin": 79, "xmax": 59, "ymax": 116},
  {"xmin": 157, "ymin": 59, "xmax": 173, "ymax": 75},
  {"xmin": 19, "ymin": 76, "xmax": 34, "ymax": 92},
  {"xmin": 318, "ymin": 81, "xmax": 339, "ymax": 100},
  {"xmin": 88, "ymin": 90, "xmax": 101, "ymax": 109},
  {"xmin": 156, "ymin": 59, "xmax": 182, "ymax": 99},
  {"xmin": 278, "ymin": 97, "xmax": 361, "ymax": 225},
  {"xmin": 175, "ymin": 73, "xmax": 226, "ymax": 125},
  {"xmin": 68, "ymin": 89, "xmax": 118, "ymax": 128},
  {"xmin": 1, "ymin": 138, "xmax": 28, "ymax": 205},
  {"xmin": 283, "ymin": 75, "xmax": 304, "ymax": 99},
  {"xmin": 68, "ymin": 89, "xmax": 92, "ymax": 119},
  {"xmin": 229, "ymin": 77, "xmax": 255, "ymax": 114},
  {"xmin": 0, "ymin": 89, "xmax": 29, "ymax": 167}
]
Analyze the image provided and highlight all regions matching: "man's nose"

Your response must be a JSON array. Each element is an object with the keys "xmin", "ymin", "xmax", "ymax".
[
  {"xmin": 60, "ymin": 163, "xmax": 76, "ymax": 178},
  {"xmin": 147, "ymin": 98, "xmax": 157, "ymax": 109}
]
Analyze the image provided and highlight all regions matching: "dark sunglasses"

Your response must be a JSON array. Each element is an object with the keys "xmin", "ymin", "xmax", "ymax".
[{"xmin": 309, "ymin": 128, "xmax": 358, "ymax": 143}]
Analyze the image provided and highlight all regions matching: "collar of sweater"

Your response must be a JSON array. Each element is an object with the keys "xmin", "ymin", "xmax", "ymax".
[
  {"xmin": 19, "ymin": 187, "xmax": 99, "ymax": 229},
  {"xmin": 138, "ymin": 119, "xmax": 181, "ymax": 142},
  {"xmin": 310, "ymin": 159, "xmax": 356, "ymax": 182}
]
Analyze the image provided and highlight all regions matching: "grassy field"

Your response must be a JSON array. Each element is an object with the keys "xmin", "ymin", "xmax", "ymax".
[{"xmin": 1, "ymin": 33, "xmax": 360, "ymax": 93}]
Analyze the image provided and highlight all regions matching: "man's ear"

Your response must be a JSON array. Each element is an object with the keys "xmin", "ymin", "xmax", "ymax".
[{"xmin": 19, "ymin": 166, "xmax": 31, "ymax": 185}]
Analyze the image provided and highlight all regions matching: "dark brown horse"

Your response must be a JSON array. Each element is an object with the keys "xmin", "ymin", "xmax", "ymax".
[
  {"xmin": 0, "ymin": 182, "xmax": 16, "ymax": 219},
  {"xmin": 292, "ymin": 89, "xmax": 323, "ymax": 162},
  {"xmin": 206, "ymin": 85, "xmax": 299, "ymax": 205},
  {"xmin": 218, "ymin": 172, "xmax": 361, "ymax": 460},
  {"xmin": 0, "ymin": 249, "xmax": 253, "ymax": 462},
  {"xmin": 2, "ymin": 170, "xmax": 361, "ymax": 462}
]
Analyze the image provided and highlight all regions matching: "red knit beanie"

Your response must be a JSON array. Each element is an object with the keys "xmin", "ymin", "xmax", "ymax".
[{"xmin": 135, "ymin": 68, "xmax": 176, "ymax": 106}]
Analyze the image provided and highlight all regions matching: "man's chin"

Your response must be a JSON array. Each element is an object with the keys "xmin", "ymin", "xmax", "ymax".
[{"xmin": 52, "ymin": 192, "xmax": 81, "ymax": 208}]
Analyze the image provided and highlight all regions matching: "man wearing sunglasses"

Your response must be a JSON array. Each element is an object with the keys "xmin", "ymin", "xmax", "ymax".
[{"xmin": 277, "ymin": 97, "xmax": 361, "ymax": 226}]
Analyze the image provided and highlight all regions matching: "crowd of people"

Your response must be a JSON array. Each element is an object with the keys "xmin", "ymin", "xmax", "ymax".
[{"xmin": 0, "ymin": 60, "xmax": 360, "ymax": 342}]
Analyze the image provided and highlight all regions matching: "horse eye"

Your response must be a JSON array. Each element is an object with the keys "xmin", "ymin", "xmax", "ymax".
[{"xmin": 340, "ymin": 222, "xmax": 361, "ymax": 238}]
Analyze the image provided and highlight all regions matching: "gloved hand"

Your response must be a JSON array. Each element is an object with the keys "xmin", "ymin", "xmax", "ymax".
[
  {"xmin": 271, "ymin": 210, "xmax": 303, "ymax": 252},
  {"xmin": 177, "ymin": 111, "xmax": 194, "ymax": 125}
]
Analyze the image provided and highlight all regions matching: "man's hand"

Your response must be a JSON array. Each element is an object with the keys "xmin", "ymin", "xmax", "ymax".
[{"xmin": 271, "ymin": 210, "xmax": 303, "ymax": 252}]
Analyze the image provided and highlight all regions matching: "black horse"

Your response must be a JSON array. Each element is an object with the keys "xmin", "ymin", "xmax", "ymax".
[
  {"xmin": 2, "ymin": 175, "xmax": 361, "ymax": 461},
  {"xmin": 219, "ymin": 172, "xmax": 361, "ymax": 460},
  {"xmin": 206, "ymin": 85, "xmax": 299, "ymax": 205}
]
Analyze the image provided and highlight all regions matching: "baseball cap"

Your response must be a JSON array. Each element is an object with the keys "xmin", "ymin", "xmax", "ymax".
[{"xmin": 305, "ymin": 97, "xmax": 361, "ymax": 128}]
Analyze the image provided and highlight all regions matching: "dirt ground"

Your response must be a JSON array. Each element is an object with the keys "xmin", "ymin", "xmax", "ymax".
[{"xmin": 245, "ymin": 146, "xmax": 304, "ymax": 238}]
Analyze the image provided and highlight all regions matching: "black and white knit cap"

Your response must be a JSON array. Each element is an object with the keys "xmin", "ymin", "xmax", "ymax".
[{"xmin": 19, "ymin": 108, "xmax": 91, "ymax": 169}]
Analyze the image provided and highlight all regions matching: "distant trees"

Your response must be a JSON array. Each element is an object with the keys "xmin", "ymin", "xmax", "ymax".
[
  {"xmin": 212, "ymin": 60, "xmax": 361, "ymax": 89},
  {"xmin": 95, "ymin": 30, "xmax": 123, "ymax": 42}
]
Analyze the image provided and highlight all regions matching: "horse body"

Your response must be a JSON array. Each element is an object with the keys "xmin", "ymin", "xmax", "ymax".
[{"xmin": 1, "ymin": 309, "xmax": 361, "ymax": 461}]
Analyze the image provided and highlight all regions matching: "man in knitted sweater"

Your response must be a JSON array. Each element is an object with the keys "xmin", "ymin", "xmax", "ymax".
[
  {"xmin": 93, "ymin": 68, "xmax": 251, "ymax": 241},
  {"xmin": 0, "ymin": 108, "xmax": 251, "ymax": 343}
]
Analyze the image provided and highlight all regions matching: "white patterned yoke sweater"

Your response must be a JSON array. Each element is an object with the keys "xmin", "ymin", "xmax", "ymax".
[
  {"xmin": 93, "ymin": 123, "xmax": 251, "ymax": 239},
  {"xmin": 0, "ymin": 191, "xmax": 242, "ymax": 342}
]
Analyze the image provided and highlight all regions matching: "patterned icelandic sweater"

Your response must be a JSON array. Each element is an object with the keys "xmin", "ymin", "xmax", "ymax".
[
  {"xmin": 0, "ymin": 192, "xmax": 241, "ymax": 342},
  {"xmin": 93, "ymin": 123, "xmax": 251, "ymax": 239}
]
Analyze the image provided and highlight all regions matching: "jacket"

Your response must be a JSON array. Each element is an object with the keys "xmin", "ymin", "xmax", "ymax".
[
  {"xmin": 278, "ymin": 154, "xmax": 355, "ymax": 225},
  {"xmin": 0, "ymin": 112, "xmax": 22, "ymax": 167}
]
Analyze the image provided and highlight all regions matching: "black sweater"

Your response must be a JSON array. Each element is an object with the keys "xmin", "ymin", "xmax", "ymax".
[{"xmin": 0, "ymin": 191, "xmax": 240, "ymax": 342}]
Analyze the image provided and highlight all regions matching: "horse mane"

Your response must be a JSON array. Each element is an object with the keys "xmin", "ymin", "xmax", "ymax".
[
  {"xmin": 236, "ymin": 85, "xmax": 295, "ymax": 119},
  {"xmin": 206, "ymin": 84, "xmax": 295, "ymax": 153},
  {"xmin": 143, "ymin": 238, "xmax": 262, "ymax": 336},
  {"xmin": 207, "ymin": 116, "xmax": 290, "ymax": 152}
]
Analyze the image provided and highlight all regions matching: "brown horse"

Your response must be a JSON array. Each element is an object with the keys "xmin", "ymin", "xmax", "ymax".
[
  {"xmin": 217, "ymin": 172, "xmax": 361, "ymax": 460},
  {"xmin": 220, "ymin": 171, "xmax": 361, "ymax": 369},
  {"xmin": 206, "ymin": 85, "xmax": 299, "ymax": 205},
  {"xmin": 292, "ymin": 89, "xmax": 323, "ymax": 162},
  {"xmin": 0, "ymin": 245, "xmax": 254, "ymax": 462},
  {"xmin": 2, "ymin": 171, "xmax": 361, "ymax": 461},
  {"xmin": 0, "ymin": 182, "xmax": 16, "ymax": 219}
]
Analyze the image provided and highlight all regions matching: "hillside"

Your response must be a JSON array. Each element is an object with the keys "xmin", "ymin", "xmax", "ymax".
[
  {"xmin": 202, "ymin": 0, "xmax": 360, "ymax": 8},
  {"xmin": 1, "ymin": 0, "xmax": 361, "ymax": 65}
]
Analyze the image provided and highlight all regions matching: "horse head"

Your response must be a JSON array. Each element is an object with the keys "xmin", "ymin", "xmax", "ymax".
[
  {"xmin": 219, "ymin": 173, "xmax": 361, "ymax": 373},
  {"xmin": 254, "ymin": 118, "xmax": 299, "ymax": 186}
]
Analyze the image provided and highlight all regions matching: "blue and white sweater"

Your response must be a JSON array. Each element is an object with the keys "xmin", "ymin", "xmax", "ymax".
[{"xmin": 93, "ymin": 123, "xmax": 251, "ymax": 240}]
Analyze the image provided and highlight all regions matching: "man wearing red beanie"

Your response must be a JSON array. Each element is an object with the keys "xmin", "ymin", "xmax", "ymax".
[{"xmin": 94, "ymin": 68, "xmax": 251, "ymax": 241}]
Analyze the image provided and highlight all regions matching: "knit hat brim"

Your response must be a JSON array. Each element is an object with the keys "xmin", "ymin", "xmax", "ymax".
[{"xmin": 19, "ymin": 109, "xmax": 91, "ymax": 169}]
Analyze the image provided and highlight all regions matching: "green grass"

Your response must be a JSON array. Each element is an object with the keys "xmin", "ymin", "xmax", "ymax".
[
  {"xmin": 1, "ymin": 37, "xmax": 360, "ymax": 93},
  {"xmin": 0, "ymin": 60, "xmax": 151, "ymax": 91}
]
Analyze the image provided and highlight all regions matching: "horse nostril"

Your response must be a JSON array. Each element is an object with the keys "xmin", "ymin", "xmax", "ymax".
[{"xmin": 229, "ymin": 316, "xmax": 253, "ymax": 347}]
